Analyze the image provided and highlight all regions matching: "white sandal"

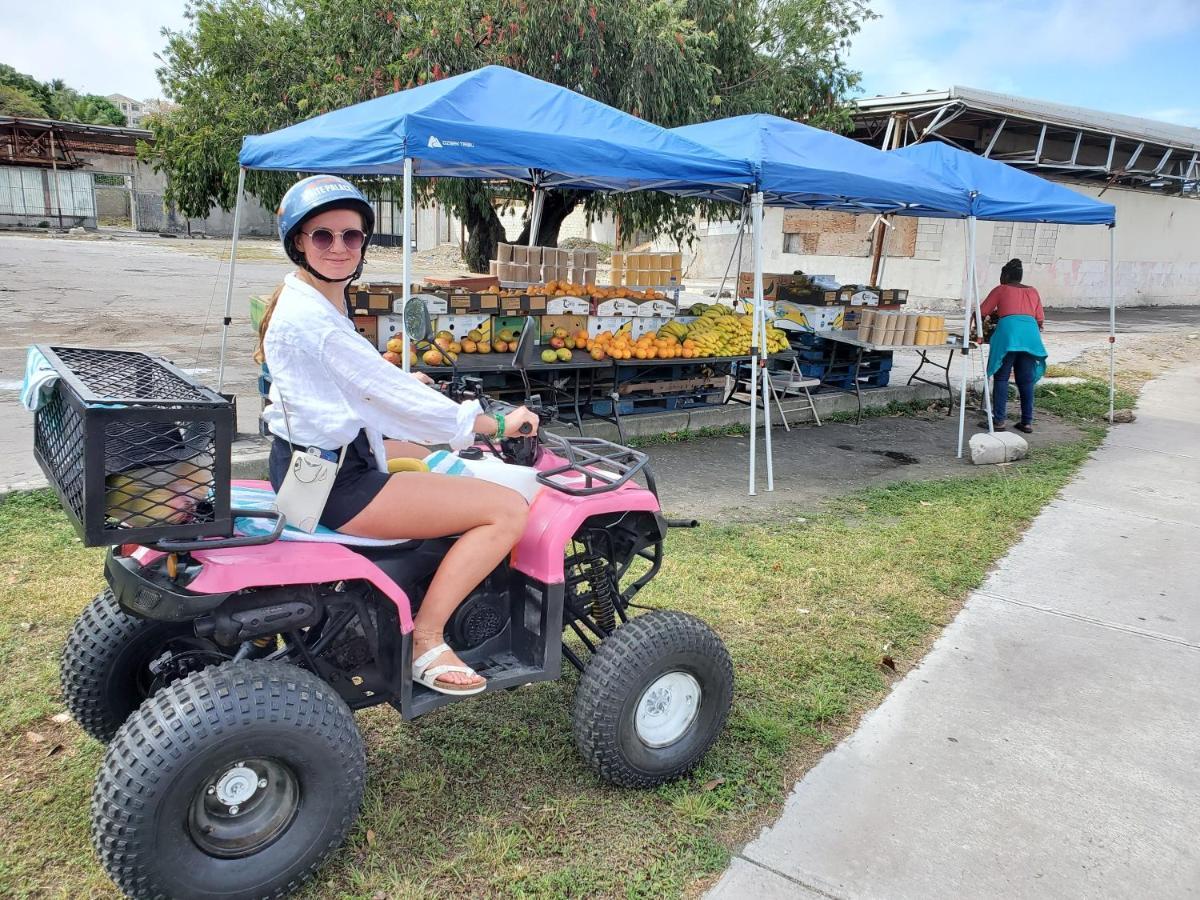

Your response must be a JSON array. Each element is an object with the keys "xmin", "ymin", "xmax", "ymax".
[{"xmin": 412, "ymin": 642, "xmax": 487, "ymax": 696}]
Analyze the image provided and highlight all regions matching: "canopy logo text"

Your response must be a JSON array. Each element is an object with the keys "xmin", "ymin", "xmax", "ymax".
[{"xmin": 427, "ymin": 135, "xmax": 474, "ymax": 149}]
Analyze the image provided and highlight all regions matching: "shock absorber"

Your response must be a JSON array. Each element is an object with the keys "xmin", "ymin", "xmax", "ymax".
[{"xmin": 583, "ymin": 548, "xmax": 618, "ymax": 634}]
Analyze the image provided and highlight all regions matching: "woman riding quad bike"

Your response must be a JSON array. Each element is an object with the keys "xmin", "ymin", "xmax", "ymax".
[{"xmin": 56, "ymin": 177, "xmax": 735, "ymax": 899}]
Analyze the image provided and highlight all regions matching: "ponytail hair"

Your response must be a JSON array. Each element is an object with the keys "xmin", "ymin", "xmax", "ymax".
[{"xmin": 253, "ymin": 283, "xmax": 285, "ymax": 365}]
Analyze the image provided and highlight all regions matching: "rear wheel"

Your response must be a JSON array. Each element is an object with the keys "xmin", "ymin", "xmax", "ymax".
[
  {"xmin": 92, "ymin": 660, "xmax": 365, "ymax": 900},
  {"xmin": 572, "ymin": 609, "xmax": 733, "ymax": 787},
  {"xmin": 61, "ymin": 589, "xmax": 227, "ymax": 742}
]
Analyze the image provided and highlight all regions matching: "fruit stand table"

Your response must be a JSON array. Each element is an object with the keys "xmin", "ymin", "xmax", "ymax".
[
  {"xmin": 596, "ymin": 355, "xmax": 753, "ymax": 440},
  {"xmin": 418, "ymin": 350, "xmax": 612, "ymax": 431},
  {"xmin": 814, "ymin": 330, "xmax": 969, "ymax": 424}
]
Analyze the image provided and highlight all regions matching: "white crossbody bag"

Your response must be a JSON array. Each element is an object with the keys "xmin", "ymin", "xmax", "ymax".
[{"xmin": 272, "ymin": 389, "xmax": 346, "ymax": 533}]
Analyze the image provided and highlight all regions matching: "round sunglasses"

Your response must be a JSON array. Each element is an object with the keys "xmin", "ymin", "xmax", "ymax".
[{"xmin": 301, "ymin": 227, "xmax": 366, "ymax": 252}]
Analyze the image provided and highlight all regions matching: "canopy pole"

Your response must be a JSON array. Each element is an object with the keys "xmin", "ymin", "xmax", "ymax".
[
  {"xmin": 528, "ymin": 187, "xmax": 544, "ymax": 248},
  {"xmin": 956, "ymin": 215, "xmax": 976, "ymax": 458},
  {"xmin": 971, "ymin": 217, "xmax": 992, "ymax": 433},
  {"xmin": 753, "ymin": 192, "xmax": 773, "ymax": 491},
  {"xmin": 217, "ymin": 166, "xmax": 246, "ymax": 393},
  {"xmin": 401, "ymin": 157, "xmax": 413, "ymax": 372},
  {"xmin": 748, "ymin": 194, "xmax": 763, "ymax": 496},
  {"xmin": 1108, "ymin": 224, "xmax": 1116, "ymax": 423}
]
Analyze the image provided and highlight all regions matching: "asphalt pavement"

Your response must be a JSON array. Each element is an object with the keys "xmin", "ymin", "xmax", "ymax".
[{"xmin": 708, "ymin": 363, "xmax": 1200, "ymax": 899}]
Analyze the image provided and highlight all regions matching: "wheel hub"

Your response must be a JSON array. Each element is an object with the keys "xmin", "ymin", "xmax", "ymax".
[
  {"xmin": 634, "ymin": 671, "xmax": 701, "ymax": 748},
  {"xmin": 214, "ymin": 764, "xmax": 260, "ymax": 807},
  {"xmin": 189, "ymin": 757, "xmax": 299, "ymax": 859}
]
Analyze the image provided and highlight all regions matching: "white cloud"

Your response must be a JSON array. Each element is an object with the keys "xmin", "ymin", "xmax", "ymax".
[
  {"xmin": 849, "ymin": 0, "xmax": 1199, "ymax": 98},
  {"xmin": 0, "ymin": 1, "xmax": 189, "ymax": 99}
]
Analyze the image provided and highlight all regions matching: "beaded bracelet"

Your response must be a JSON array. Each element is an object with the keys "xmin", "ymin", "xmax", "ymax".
[{"xmin": 494, "ymin": 411, "xmax": 506, "ymax": 437}]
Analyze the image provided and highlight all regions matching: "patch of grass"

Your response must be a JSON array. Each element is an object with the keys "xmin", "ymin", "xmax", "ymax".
[
  {"xmin": 0, "ymin": 430, "xmax": 1103, "ymax": 898},
  {"xmin": 1034, "ymin": 377, "xmax": 1136, "ymax": 421}
]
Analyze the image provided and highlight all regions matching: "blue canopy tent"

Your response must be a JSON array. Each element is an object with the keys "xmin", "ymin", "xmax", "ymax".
[
  {"xmin": 220, "ymin": 65, "xmax": 752, "ymax": 383},
  {"xmin": 894, "ymin": 142, "xmax": 1118, "ymax": 452},
  {"xmin": 671, "ymin": 115, "xmax": 973, "ymax": 490}
]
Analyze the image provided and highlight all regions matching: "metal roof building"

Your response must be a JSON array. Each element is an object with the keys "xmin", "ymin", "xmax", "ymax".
[{"xmin": 852, "ymin": 87, "xmax": 1200, "ymax": 196}]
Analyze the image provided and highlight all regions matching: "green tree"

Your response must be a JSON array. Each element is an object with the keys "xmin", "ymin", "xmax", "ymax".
[
  {"xmin": 0, "ymin": 84, "xmax": 47, "ymax": 117},
  {"xmin": 0, "ymin": 65, "xmax": 128, "ymax": 125},
  {"xmin": 0, "ymin": 64, "xmax": 54, "ymax": 114},
  {"xmin": 147, "ymin": 0, "xmax": 872, "ymax": 269}
]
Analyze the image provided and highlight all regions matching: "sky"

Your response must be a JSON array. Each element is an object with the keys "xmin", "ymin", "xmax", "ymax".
[
  {"xmin": 1, "ymin": 0, "xmax": 1197, "ymax": 128},
  {"xmin": 846, "ymin": 0, "xmax": 1200, "ymax": 126}
]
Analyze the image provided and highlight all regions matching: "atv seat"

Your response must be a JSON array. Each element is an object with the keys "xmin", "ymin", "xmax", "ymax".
[{"xmin": 231, "ymin": 481, "xmax": 410, "ymax": 547}]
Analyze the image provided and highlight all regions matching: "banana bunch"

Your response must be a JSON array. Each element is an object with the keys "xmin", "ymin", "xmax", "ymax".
[
  {"xmin": 656, "ymin": 320, "xmax": 690, "ymax": 341},
  {"xmin": 685, "ymin": 312, "xmax": 790, "ymax": 357}
]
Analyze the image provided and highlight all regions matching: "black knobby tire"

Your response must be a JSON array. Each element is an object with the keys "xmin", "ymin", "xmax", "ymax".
[
  {"xmin": 61, "ymin": 589, "xmax": 225, "ymax": 743},
  {"xmin": 572, "ymin": 609, "xmax": 733, "ymax": 788},
  {"xmin": 92, "ymin": 660, "xmax": 366, "ymax": 900}
]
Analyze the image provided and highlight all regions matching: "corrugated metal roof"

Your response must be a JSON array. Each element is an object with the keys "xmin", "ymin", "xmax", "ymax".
[
  {"xmin": 854, "ymin": 87, "xmax": 1200, "ymax": 151},
  {"xmin": 0, "ymin": 116, "xmax": 153, "ymax": 142}
]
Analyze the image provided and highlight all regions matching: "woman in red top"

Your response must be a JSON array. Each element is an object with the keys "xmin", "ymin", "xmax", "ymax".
[{"xmin": 979, "ymin": 258, "xmax": 1047, "ymax": 433}]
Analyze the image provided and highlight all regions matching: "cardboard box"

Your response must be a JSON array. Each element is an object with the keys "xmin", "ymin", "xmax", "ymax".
[
  {"xmin": 547, "ymin": 295, "xmax": 591, "ymax": 316},
  {"xmin": 539, "ymin": 314, "xmax": 589, "ymax": 343},
  {"xmin": 633, "ymin": 316, "xmax": 672, "ymax": 339},
  {"xmin": 351, "ymin": 289, "xmax": 394, "ymax": 313},
  {"xmin": 512, "ymin": 245, "xmax": 529, "ymax": 265},
  {"xmin": 738, "ymin": 272, "xmax": 808, "ymax": 301},
  {"xmin": 589, "ymin": 316, "xmax": 629, "ymax": 338},
  {"xmin": 353, "ymin": 315, "xmax": 378, "ymax": 346},
  {"xmin": 844, "ymin": 287, "xmax": 881, "ymax": 306},
  {"xmin": 406, "ymin": 293, "xmax": 447, "ymax": 315},
  {"xmin": 527, "ymin": 245, "xmax": 542, "ymax": 267},
  {"xmin": 596, "ymin": 297, "xmax": 640, "ymax": 317},
  {"xmin": 773, "ymin": 301, "xmax": 844, "ymax": 333},
  {"xmin": 375, "ymin": 314, "xmax": 406, "ymax": 351},
  {"xmin": 495, "ymin": 243, "xmax": 513, "ymax": 263},
  {"xmin": 776, "ymin": 284, "xmax": 843, "ymax": 306},
  {"xmin": 435, "ymin": 314, "xmax": 491, "ymax": 340},
  {"xmin": 637, "ymin": 298, "xmax": 677, "ymax": 318},
  {"xmin": 491, "ymin": 315, "xmax": 529, "ymax": 343}
]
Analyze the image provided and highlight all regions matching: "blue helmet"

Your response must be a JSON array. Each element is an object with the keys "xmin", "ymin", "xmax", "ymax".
[{"xmin": 276, "ymin": 175, "xmax": 375, "ymax": 269}]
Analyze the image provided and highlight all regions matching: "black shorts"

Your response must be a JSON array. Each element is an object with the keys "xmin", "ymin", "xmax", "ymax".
[{"xmin": 269, "ymin": 429, "xmax": 391, "ymax": 531}]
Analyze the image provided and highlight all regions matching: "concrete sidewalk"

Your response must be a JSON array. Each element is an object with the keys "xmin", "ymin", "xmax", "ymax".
[{"xmin": 709, "ymin": 364, "xmax": 1200, "ymax": 899}]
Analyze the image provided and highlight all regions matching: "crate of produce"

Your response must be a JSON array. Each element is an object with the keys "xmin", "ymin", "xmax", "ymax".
[{"xmin": 32, "ymin": 346, "xmax": 234, "ymax": 547}]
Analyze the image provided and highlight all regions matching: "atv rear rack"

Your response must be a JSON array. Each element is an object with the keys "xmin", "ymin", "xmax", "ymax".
[{"xmin": 537, "ymin": 434, "xmax": 656, "ymax": 497}]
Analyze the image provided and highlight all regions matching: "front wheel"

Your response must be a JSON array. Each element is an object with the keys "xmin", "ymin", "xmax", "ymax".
[
  {"xmin": 572, "ymin": 610, "xmax": 733, "ymax": 788},
  {"xmin": 92, "ymin": 660, "xmax": 366, "ymax": 900}
]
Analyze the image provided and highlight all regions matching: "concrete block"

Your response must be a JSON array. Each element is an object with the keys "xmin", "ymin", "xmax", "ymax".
[{"xmin": 969, "ymin": 431, "xmax": 1028, "ymax": 464}]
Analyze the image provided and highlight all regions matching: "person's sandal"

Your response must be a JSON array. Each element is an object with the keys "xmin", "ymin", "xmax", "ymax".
[
  {"xmin": 978, "ymin": 419, "xmax": 1006, "ymax": 431},
  {"xmin": 413, "ymin": 642, "xmax": 487, "ymax": 696},
  {"xmin": 1015, "ymin": 422, "xmax": 1033, "ymax": 434}
]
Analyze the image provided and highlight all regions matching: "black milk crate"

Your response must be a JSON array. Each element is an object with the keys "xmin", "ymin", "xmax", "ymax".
[{"xmin": 31, "ymin": 346, "xmax": 234, "ymax": 547}]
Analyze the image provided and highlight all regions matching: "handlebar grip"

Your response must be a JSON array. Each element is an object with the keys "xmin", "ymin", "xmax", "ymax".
[{"xmin": 518, "ymin": 422, "xmax": 533, "ymax": 435}]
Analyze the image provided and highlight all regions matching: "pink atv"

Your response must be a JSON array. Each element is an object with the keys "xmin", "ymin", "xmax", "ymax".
[{"xmin": 62, "ymin": 386, "xmax": 733, "ymax": 898}]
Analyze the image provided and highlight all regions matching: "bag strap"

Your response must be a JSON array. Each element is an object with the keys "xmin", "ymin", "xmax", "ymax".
[{"xmin": 275, "ymin": 379, "xmax": 347, "ymax": 470}]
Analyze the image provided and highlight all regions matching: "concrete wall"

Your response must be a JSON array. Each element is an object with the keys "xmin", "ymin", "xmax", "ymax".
[{"xmin": 686, "ymin": 184, "xmax": 1200, "ymax": 309}]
